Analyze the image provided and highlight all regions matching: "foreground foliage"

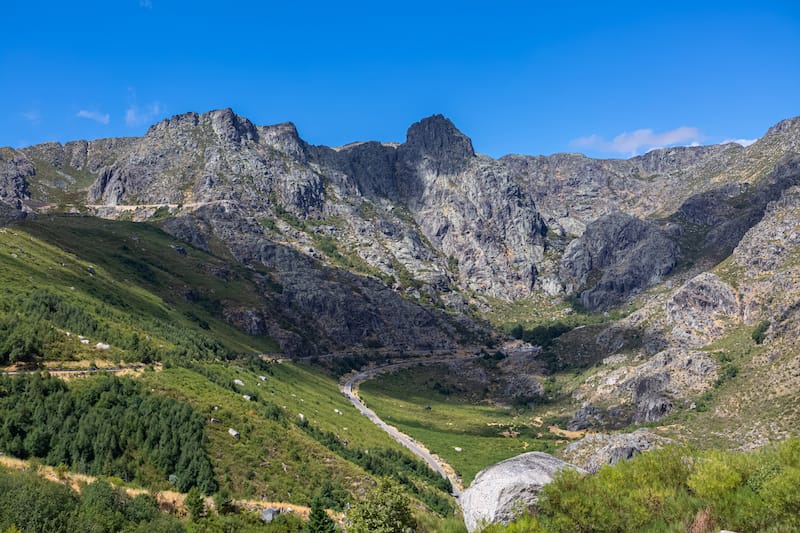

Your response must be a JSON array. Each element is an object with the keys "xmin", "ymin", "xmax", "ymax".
[
  {"xmin": 0, "ymin": 469, "xmax": 182, "ymax": 533},
  {"xmin": 346, "ymin": 479, "xmax": 416, "ymax": 533},
  {"xmin": 485, "ymin": 438, "xmax": 800, "ymax": 532}
]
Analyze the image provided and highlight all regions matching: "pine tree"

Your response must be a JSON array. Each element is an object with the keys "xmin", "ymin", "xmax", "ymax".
[
  {"xmin": 185, "ymin": 487, "xmax": 204, "ymax": 521},
  {"xmin": 304, "ymin": 496, "xmax": 337, "ymax": 533}
]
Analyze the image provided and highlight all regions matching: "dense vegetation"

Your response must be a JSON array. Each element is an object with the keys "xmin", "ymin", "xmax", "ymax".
[
  {"xmin": 0, "ymin": 468, "xmax": 183, "ymax": 533},
  {"xmin": 485, "ymin": 439, "xmax": 800, "ymax": 533},
  {"xmin": 0, "ymin": 373, "xmax": 216, "ymax": 494},
  {"xmin": 0, "ymin": 465, "xmax": 312, "ymax": 532}
]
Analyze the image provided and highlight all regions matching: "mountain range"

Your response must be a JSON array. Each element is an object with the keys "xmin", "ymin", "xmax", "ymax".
[{"xmin": 3, "ymin": 109, "xmax": 800, "ymax": 445}]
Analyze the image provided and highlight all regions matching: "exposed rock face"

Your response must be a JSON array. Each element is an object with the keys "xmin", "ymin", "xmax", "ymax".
[
  {"xmin": 398, "ymin": 114, "xmax": 475, "ymax": 181},
  {"xmin": 574, "ymin": 349, "xmax": 718, "ymax": 424},
  {"xmin": 667, "ymin": 154, "xmax": 800, "ymax": 263},
  {"xmin": 731, "ymin": 184, "xmax": 800, "ymax": 332},
  {"xmin": 562, "ymin": 429, "xmax": 673, "ymax": 473},
  {"xmin": 324, "ymin": 115, "xmax": 547, "ymax": 299},
  {"xmin": 412, "ymin": 154, "xmax": 546, "ymax": 298},
  {"xmin": 460, "ymin": 452, "xmax": 585, "ymax": 532},
  {"xmin": 178, "ymin": 204, "xmax": 484, "ymax": 355},
  {"xmin": 559, "ymin": 212, "xmax": 679, "ymax": 309},
  {"xmin": 86, "ymin": 109, "xmax": 325, "ymax": 215},
  {"xmin": 733, "ymin": 185, "xmax": 800, "ymax": 274},
  {"xmin": 503, "ymin": 143, "xmax": 743, "ymax": 238},
  {"xmin": 0, "ymin": 148, "xmax": 33, "ymax": 210},
  {"xmin": 666, "ymin": 273, "xmax": 739, "ymax": 347}
]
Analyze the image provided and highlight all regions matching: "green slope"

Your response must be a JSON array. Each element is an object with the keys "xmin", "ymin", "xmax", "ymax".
[{"xmin": 0, "ymin": 215, "xmax": 277, "ymax": 365}]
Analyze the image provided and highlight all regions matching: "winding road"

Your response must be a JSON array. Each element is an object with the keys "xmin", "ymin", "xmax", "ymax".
[{"xmin": 340, "ymin": 355, "xmax": 480, "ymax": 499}]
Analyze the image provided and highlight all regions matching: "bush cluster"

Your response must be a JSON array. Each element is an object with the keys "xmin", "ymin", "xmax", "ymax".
[{"xmin": 486, "ymin": 439, "xmax": 800, "ymax": 532}]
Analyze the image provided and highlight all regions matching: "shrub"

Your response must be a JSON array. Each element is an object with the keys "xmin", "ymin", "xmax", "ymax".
[{"xmin": 751, "ymin": 320, "xmax": 770, "ymax": 345}]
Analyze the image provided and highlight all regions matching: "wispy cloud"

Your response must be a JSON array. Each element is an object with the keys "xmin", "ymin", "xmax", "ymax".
[
  {"xmin": 125, "ymin": 102, "xmax": 162, "ymax": 127},
  {"xmin": 571, "ymin": 126, "xmax": 703, "ymax": 157},
  {"xmin": 721, "ymin": 138, "xmax": 757, "ymax": 147},
  {"xmin": 139, "ymin": 0, "xmax": 152, "ymax": 8},
  {"xmin": 20, "ymin": 110, "xmax": 42, "ymax": 126},
  {"xmin": 76, "ymin": 109, "xmax": 110, "ymax": 125}
]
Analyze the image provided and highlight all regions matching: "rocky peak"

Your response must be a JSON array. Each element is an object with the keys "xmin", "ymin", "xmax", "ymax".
[
  {"xmin": 765, "ymin": 116, "xmax": 800, "ymax": 137},
  {"xmin": 146, "ymin": 111, "xmax": 200, "ymax": 135},
  {"xmin": 208, "ymin": 108, "xmax": 259, "ymax": 145},
  {"xmin": 259, "ymin": 122, "xmax": 306, "ymax": 161},
  {"xmin": 760, "ymin": 116, "xmax": 800, "ymax": 152},
  {"xmin": 401, "ymin": 114, "xmax": 475, "ymax": 175}
]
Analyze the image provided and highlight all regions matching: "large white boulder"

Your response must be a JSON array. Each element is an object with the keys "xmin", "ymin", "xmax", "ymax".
[{"xmin": 460, "ymin": 452, "xmax": 585, "ymax": 532}]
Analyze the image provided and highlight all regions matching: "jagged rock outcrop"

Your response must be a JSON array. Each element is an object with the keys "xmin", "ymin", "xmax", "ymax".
[
  {"xmin": 503, "ymin": 143, "xmax": 743, "ymax": 238},
  {"xmin": 562, "ymin": 429, "xmax": 673, "ymax": 473},
  {"xmin": 559, "ymin": 212, "xmax": 679, "ymax": 309},
  {"xmin": 22, "ymin": 137, "xmax": 136, "ymax": 175},
  {"xmin": 460, "ymin": 452, "xmax": 585, "ymax": 532},
  {"xmin": 398, "ymin": 114, "xmax": 475, "ymax": 183},
  {"xmin": 667, "ymin": 153, "xmax": 800, "ymax": 264},
  {"xmin": 84, "ymin": 109, "xmax": 325, "ymax": 216},
  {"xmin": 412, "ymin": 153, "xmax": 547, "ymax": 299}
]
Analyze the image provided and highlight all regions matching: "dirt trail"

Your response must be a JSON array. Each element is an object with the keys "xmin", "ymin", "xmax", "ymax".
[
  {"xmin": 340, "ymin": 354, "xmax": 481, "ymax": 500},
  {"xmin": 0, "ymin": 455, "xmax": 316, "ymax": 519}
]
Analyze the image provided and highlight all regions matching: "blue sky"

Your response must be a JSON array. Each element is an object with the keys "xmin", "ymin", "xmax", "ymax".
[{"xmin": 2, "ymin": 1, "xmax": 799, "ymax": 158}]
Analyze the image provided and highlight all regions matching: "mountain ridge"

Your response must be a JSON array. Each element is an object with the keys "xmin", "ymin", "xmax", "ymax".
[{"xmin": 2, "ymin": 109, "xmax": 800, "ymax": 360}]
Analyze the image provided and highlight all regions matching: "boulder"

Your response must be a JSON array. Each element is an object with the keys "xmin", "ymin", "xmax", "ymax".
[{"xmin": 460, "ymin": 452, "xmax": 585, "ymax": 532}]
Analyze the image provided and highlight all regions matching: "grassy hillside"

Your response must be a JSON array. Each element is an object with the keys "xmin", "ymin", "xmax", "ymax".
[
  {"xmin": 139, "ymin": 361, "xmax": 454, "ymax": 509},
  {"xmin": 0, "ymin": 215, "xmax": 277, "ymax": 365},
  {"xmin": 0, "ymin": 214, "xmax": 459, "ymax": 525},
  {"xmin": 359, "ymin": 366, "xmax": 564, "ymax": 485}
]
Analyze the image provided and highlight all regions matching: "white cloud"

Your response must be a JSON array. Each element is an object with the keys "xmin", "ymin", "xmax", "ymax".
[
  {"xmin": 721, "ymin": 138, "xmax": 757, "ymax": 147},
  {"xmin": 571, "ymin": 126, "xmax": 703, "ymax": 157},
  {"xmin": 125, "ymin": 102, "xmax": 162, "ymax": 127},
  {"xmin": 20, "ymin": 110, "xmax": 42, "ymax": 126},
  {"xmin": 76, "ymin": 109, "xmax": 110, "ymax": 125}
]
